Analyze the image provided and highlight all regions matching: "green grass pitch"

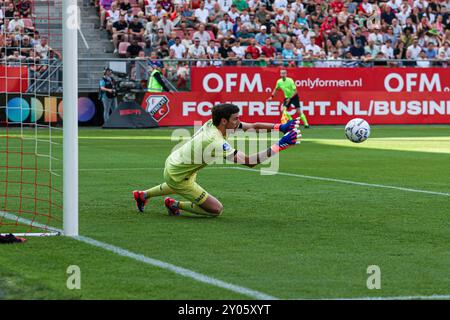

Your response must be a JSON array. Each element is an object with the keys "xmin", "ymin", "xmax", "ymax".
[{"xmin": 0, "ymin": 125, "xmax": 449, "ymax": 299}]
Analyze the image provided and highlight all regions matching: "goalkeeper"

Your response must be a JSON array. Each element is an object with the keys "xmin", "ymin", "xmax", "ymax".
[
  {"xmin": 133, "ymin": 103, "xmax": 301, "ymax": 217},
  {"xmin": 268, "ymin": 69, "xmax": 310, "ymax": 128}
]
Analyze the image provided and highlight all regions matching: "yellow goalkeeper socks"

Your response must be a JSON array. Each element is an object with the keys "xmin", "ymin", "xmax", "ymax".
[
  {"xmin": 144, "ymin": 183, "xmax": 174, "ymax": 199},
  {"xmin": 300, "ymin": 113, "xmax": 309, "ymax": 126},
  {"xmin": 178, "ymin": 201, "xmax": 221, "ymax": 217}
]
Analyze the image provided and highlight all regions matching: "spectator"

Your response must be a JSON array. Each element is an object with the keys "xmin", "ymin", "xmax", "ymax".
[
  {"xmin": 4, "ymin": 2, "xmax": 15, "ymax": 19},
  {"xmin": 245, "ymin": 38, "xmax": 260, "ymax": 59},
  {"xmin": 218, "ymin": 39, "xmax": 233, "ymax": 58},
  {"xmin": 106, "ymin": 3, "xmax": 120, "ymax": 33},
  {"xmin": 8, "ymin": 11, "xmax": 24, "ymax": 34},
  {"xmin": 218, "ymin": 0, "xmax": 233, "ymax": 12},
  {"xmin": 438, "ymin": 42, "xmax": 450, "ymax": 58},
  {"xmin": 231, "ymin": 39, "xmax": 245, "ymax": 58},
  {"xmin": 19, "ymin": 35, "xmax": 33, "ymax": 57},
  {"xmin": 157, "ymin": 13, "xmax": 174, "ymax": 36},
  {"xmin": 192, "ymin": 23, "xmax": 211, "ymax": 47},
  {"xmin": 261, "ymin": 37, "xmax": 276, "ymax": 59},
  {"xmin": 34, "ymin": 36, "xmax": 61, "ymax": 60},
  {"xmin": 217, "ymin": 13, "xmax": 234, "ymax": 37},
  {"xmin": 100, "ymin": 0, "xmax": 115, "ymax": 29},
  {"xmin": 16, "ymin": 0, "xmax": 32, "ymax": 18},
  {"xmin": 128, "ymin": 15, "xmax": 145, "ymax": 42},
  {"xmin": 407, "ymin": 38, "xmax": 422, "ymax": 59},
  {"xmin": 120, "ymin": 0, "xmax": 132, "ymax": 14},
  {"xmin": 112, "ymin": 14, "xmax": 128, "ymax": 54},
  {"xmin": 170, "ymin": 37, "xmax": 187, "ymax": 59},
  {"xmin": 255, "ymin": 25, "xmax": 268, "ymax": 46},
  {"xmin": 417, "ymin": 50, "xmax": 431, "ymax": 67},
  {"xmin": 424, "ymin": 42, "xmax": 438, "ymax": 59},
  {"xmin": 188, "ymin": 37, "xmax": 206, "ymax": 59},
  {"xmin": 195, "ymin": 1, "xmax": 209, "ymax": 25},
  {"xmin": 126, "ymin": 37, "xmax": 144, "ymax": 58},
  {"xmin": 206, "ymin": 39, "xmax": 219, "ymax": 58},
  {"xmin": 381, "ymin": 39, "xmax": 394, "ymax": 59},
  {"xmin": 350, "ymin": 39, "xmax": 366, "ymax": 58}
]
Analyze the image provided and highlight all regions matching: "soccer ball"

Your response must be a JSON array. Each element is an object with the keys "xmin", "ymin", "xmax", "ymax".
[{"xmin": 345, "ymin": 118, "xmax": 370, "ymax": 143}]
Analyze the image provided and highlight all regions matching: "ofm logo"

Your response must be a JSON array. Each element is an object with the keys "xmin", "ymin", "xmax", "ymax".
[
  {"xmin": 384, "ymin": 73, "xmax": 449, "ymax": 92},
  {"xmin": 202, "ymin": 73, "xmax": 263, "ymax": 93}
]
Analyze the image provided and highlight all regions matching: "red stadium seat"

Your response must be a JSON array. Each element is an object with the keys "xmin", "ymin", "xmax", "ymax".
[
  {"xmin": 23, "ymin": 18, "xmax": 34, "ymax": 29},
  {"xmin": 118, "ymin": 41, "xmax": 130, "ymax": 56}
]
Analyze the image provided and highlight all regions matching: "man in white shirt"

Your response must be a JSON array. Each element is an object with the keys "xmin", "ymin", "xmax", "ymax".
[
  {"xmin": 204, "ymin": 0, "xmax": 216, "ymax": 13},
  {"xmin": 386, "ymin": 0, "xmax": 400, "ymax": 12},
  {"xmin": 273, "ymin": 0, "xmax": 288, "ymax": 11},
  {"xmin": 34, "ymin": 36, "xmax": 61, "ymax": 60},
  {"xmin": 291, "ymin": 0, "xmax": 304, "ymax": 13},
  {"xmin": 169, "ymin": 37, "xmax": 186, "ymax": 58},
  {"xmin": 195, "ymin": 1, "xmax": 210, "ymax": 24},
  {"xmin": 218, "ymin": 0, "xmax": 232, "ymax": 12},
  {"xmin": 396, "ymin": 4, "xmax": 411, "ymax": 25},
  {"xmin": 217, "ymin": 13, "xmax": 234, "ymax": 37},
  {"xmin": 188, "ymin": 38, "xmax": 206, "ymax": 59},
  {"xmin": 305, "ymin": 36, "xmax": 322, "ymax": 56},
  {"xmin": 157, "ymin": 13, "xmax": 174, "ymax": 36},
  {"xmin": 381, "ymin": 39, "xmax": 394, "ymax": 59},
  {"xmin": 413, "ymin": 0, "xmax": 428, "ymax": 10},
  {"xmin": 192, "ymin": 23, "xmax": 211, "ymax": 47},
  {"xmin": 231, "ymin": 39, "xmax": 245, "ymax": 58},
  {"xmin": 299, "ymin": 28, "xmax": 311, "ymax": 47},
  {"xmin": 368, "ymin": 26, "xmax": 384, "ymax": 46},
  {"xmin": 407, "ymin": 39, "xmax": 422, "ymax": 59},
  {"xmin": 361, "ymin": 0, "xmax": 373, "ymax": 16},
  {"xmin": 8, "ymin": 12, "xmax": 25, "ymax": 33},
  {"xmin": 228, "ymin": 5, "xmax": 240, "ymax": 22}
]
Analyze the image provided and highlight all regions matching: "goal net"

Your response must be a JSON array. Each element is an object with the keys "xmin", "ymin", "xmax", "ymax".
[{"xmin": 0, "ymin": 0, "xmax": 75, "ymax": 237}]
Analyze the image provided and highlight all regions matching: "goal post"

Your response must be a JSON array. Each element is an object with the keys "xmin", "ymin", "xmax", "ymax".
[
  {"xmin": 0, "ymin": 0, "xmax": 78, "ymax": 237},
  {"xmin": 62, "ymin": 0, "xmax": 78, "ymax": 237}
]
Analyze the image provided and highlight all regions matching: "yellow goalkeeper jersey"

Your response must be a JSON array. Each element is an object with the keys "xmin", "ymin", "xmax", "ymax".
[{"xmin": 165, "ymin": 120, "xmax": 236, "ymax": 182}]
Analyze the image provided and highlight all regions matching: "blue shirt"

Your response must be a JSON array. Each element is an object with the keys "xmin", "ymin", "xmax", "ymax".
[{"xmin": 255, "ymin": 32, "xmax": 268, "ymax": 46}]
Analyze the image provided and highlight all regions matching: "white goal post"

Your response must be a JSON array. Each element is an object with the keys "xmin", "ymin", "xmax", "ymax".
[{"xmin": 63, "ymin": 0, "xmax": 79, "ymax": 236}]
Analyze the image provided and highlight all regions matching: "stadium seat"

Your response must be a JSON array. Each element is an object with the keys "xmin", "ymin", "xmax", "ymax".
[
  {"xmin": 23, "ymin": 19, "xmax": 34, "ymax": 29},
  {"xmin": 207, "ymin": 31, "xmax": 215, "ymax": 40},
  {"xmin": 118, "ymin": 42, "xmax": 131, "ymax": 56}
]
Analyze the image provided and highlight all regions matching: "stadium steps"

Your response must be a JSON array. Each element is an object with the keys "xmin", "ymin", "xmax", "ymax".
[{"xmin": 77, "ymin": 2, "xmax": 116, "ymax": 91}]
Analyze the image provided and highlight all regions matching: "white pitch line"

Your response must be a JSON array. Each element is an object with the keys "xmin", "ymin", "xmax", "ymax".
[
  {"xmin": 0, "ymin": 211, "xmax": 277, "ymax": 300},
  {"xmin": 2, "ymin": 166, "xmax": 448, "ymax": 197},
  {"xmin": 224, "ymin": 167, "xmax": 450, "ymax": 197}
]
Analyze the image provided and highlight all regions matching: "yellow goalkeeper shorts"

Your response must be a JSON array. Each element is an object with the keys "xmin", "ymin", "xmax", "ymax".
[{"xmin": 163, "ymin": 169, "xmax": 209, "ymax": 205}]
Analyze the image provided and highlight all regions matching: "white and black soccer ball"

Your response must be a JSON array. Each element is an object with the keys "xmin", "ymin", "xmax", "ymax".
[{"xmin": 345, "ymin": 118, "xmax": 371, "ymax": 143}]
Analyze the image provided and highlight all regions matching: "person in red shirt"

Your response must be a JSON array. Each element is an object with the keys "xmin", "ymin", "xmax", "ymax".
[
  {"xmin": 320, "ymin": 16, "xmax": 335, "ymax": 35},
  {"xmin": 245, "ymin": 38, "xmax": 260, "ymax": 59},
  {"xmin": 330, "ymin": 0, "xmax": 344, "ymax": 14},
  {"xmin": 261, "ymin": 38, "xmax": 276, "ymax": 59}
]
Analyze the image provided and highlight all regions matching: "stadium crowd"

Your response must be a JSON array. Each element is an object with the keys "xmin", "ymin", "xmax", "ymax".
[
  {"xmin": 97, "ymin": 0, "xmax": 450, "ymax": 63},
  {"xmin": 0, "ymin": 0, "xmax": 61, "ymax": 80},
  {"xmin": 92, "ymin": 0, "xmax": 450, "ymax": 86}
]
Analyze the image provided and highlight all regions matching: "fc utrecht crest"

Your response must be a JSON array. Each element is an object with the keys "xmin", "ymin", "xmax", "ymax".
[{"xmin": 146, "ymin": 95, "xmax": 170, "ymax": 121}]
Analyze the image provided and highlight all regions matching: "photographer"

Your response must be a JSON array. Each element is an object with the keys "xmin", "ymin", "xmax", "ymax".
[{"xmin": 99, "ymin": 67, "xmax": 118, "ymax": 124}]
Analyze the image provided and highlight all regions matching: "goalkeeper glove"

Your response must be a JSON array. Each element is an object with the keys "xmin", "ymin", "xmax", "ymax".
[
  {"xmin": 275, "ymin": 117, "xmax": 301, "ymax": 133},
  {"xmin": 271, "ymin": 129, "xmax": 301, "ymax": 153}
]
